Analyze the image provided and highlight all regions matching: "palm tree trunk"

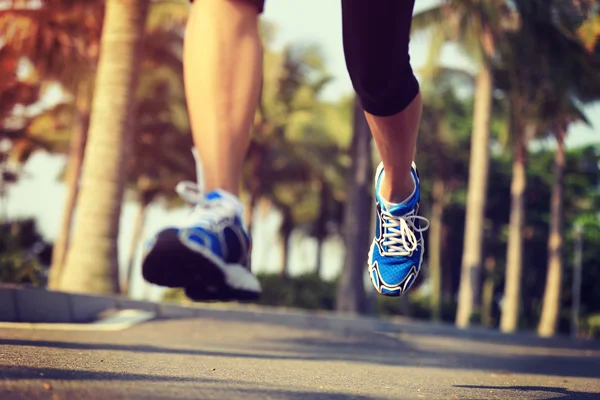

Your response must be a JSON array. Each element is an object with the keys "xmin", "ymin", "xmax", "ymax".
[
  {"xmin": 315, "ymin": 238, "xmax": 324, "ymax": 278},
  {"xmin": 244, "ymin": 144, "xmax": 266, "ymax": 273},
  {"xmin": 500, "ymin": 122, "xmax": 529, "ymax": 333},
  {"xmin": 429, "ymin": 177, "xmax": 445, "ymax": 321},
  {"xmin": 314, "ymin": 180, "xmax": 328, "ymax": 278},
  {"xmin": 441, "ymin": 225, "xmax": 452, "ymax": 301},
  {"xmin": 538, "ymin": 124, "xmax": 567, "ymax": 337},
  {"xmin": 456, "ymin": 63, "xmax": 493, "ymax": 328},
  {"xmin": 122, "ymin": 197, "xmax": 148, "ymax": 296},
  {"xmin": 59, "ymin": 0, "xmax": 149, "ymax": 294},
  {"xmin": 335, "ymin": 97, "xmax": 371, "ymax": 315},
  {"xmin": 281, "ymin": 233, "xmax": 290, "ymax": 278},
  {"xmin": 280, "ymin": 230, "xmax": 291, "ymax": 279},
  {"xmin": 47, "ymin": 92, "xmax": 89, "ymax": 289},
  {"xmin": 279, "ymin": 207, "xmax": 293, "ymax": 279},
  {"xmin": 244, "ymin": 143, "xmax": 265, "ymax": 235},
  {"xmin": 481, "ymin": 255, "xmax": 496, "ymax": 327}
]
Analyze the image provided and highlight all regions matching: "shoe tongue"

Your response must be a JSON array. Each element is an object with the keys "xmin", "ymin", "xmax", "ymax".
[
  {"xmin": 205, "ymin": 189, "xmax": 243, "ymax": 213},
  {"xmin": 381, "ymin": 193, "xmax": 418, "ymax": 216}
]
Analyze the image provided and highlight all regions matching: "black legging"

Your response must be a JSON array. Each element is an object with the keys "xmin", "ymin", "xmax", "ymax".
[
  {"xmin": 341, "ymin": 0, "xmax": 419, "ymax": 116},
  {"xmin": 190, "ymin": 0, "xmax": 419, "ymax": 116}
]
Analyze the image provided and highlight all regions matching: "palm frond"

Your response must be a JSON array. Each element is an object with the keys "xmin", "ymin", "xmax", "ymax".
[{"xmin": 411, "ymin": 5, "xmax": 446, "ymax": 37}]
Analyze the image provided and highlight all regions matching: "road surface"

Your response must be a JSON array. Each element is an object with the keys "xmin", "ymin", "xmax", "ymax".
[{"xmin": 1, "ymin": 310, "xmax": 599, "ymax": 399}]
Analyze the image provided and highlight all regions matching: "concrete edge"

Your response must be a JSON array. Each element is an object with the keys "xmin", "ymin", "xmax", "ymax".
[
  {"xmin": 0, "ymin": 309, "xmax": 156, "ymax": 331},
  {"xmin": 0, "ymin": 285, "xmax": 160, "ymax": 325},
  {"xmin": 0, "ymin": 285, "xmax": 416, "ymax": 335},
  {"xmin": 0, "ymin": 285, "xmax": 594, "ymax": 347}
]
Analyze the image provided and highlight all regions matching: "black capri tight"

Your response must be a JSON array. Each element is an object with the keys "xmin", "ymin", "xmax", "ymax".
[
  {"xmin": 341, "ymin": 0, "xmax": 419, "ymax": 116},
  {"xmin": 190, "ymin": 0, "xmax": 419, "ymax": 116}
]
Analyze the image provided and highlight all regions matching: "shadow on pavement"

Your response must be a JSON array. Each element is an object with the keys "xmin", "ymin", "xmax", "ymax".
[
  {"xmin": 150, "ymin": 389, "xmax": 380, "ymax": 400},
  {"xmin": 99, "ymin": 388, "xmax": 382, "ymax": 400},
  {"xmin": 259, "ymin": 335, "xmax": 600, "ymax": 379},
  {"xmin": 455, "ymin": 385, "xmax": 599, "ymax": 400},
  {"xmin": 0, "ymin": 366, "xmax": 383, "ymax": 400},
  {"xmin": 1, "ymin": 332, "xmax": 599, "ymax": 379},
  {"xmin": 0, "ymin": 366, "xmax": 204, "ymax": 382},
  {"xmin": 155, "ymin": 313, "xmax": 600, "ymax": 352}
]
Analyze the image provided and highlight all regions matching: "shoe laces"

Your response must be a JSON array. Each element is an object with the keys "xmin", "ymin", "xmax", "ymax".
[
  {"xmin": 381, "ymin": 208, "xmax": 430, "ymax": 256},
  {"xmin": 174, "ymin": 149, "xmax": 236, "ymax": 227}
]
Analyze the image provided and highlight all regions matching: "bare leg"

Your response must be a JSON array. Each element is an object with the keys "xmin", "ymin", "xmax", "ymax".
[
  {"xmin": 341, "ymin": 0, "xmax": 420, "ymax": 203},
  {"xmin": 183, "ymin": 0, "xmax": 263, "ymax": 195},
  {"xmin": 365, "ymin": 93, "xmax": 422, "ymax": 203},
  {"xmin": 142, "ymin": 0, "xmax": 265, "ymax": 301},
  {"xmin": 342, "ymin": 0, "xmax": 427, "ymax": 298}
]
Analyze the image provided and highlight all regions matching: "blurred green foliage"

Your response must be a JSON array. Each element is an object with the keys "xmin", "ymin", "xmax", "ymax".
[
  {"xmin": 255, "ymin": 273, "xmax": 337, "ymax": 311},
  {"xmin": 0, "ymin": 218, "xmax": 51, "ymax": 286},
  {"xmin": 583, "ymin": 314, "xmax": 600, "ymax": 339}
]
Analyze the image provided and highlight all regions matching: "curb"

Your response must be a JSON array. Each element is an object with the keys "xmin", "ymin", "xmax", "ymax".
[
  {"xmin": 0, "ymin": 309, "xmax": 156, "ymax": 331},
  {"xmin": 1, "ymin": 285, "xmax": 595, "ymax": 348},
  {"xmin": 0, "ymin": 285, "xmax": 421, "ymax": 335},
  {"xmin": 0, "ymin": 285, "xmax": 155, "ymax": 323}
]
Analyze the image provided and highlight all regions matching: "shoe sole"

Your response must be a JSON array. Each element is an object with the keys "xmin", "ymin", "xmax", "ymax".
[{"xmin": 141, "ymin": 229, "xmax": 261, "ymax": 302}]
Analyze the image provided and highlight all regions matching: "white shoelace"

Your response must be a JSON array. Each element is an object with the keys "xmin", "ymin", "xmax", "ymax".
[
  {"xmin": 381, "ymin": 209, "xmax": 430, "ymax": 256},
  {"xmin": 175, "ymin": 180, "xmax": 204, "ymax": 205}
]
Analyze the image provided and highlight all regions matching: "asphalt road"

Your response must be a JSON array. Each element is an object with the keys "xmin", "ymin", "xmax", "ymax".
[{"xmin": 1, "ymin": 311, "xmax": 599, "ymax": 399}]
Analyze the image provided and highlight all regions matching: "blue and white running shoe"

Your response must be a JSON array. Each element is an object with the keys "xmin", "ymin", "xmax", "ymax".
[
  {"xmin": 368, "ymin": 162, "xmax": 429, "ymax": 297},
  {"xmin": 142, "ymin": 150, "xmax": 260, "ymax": 302}
]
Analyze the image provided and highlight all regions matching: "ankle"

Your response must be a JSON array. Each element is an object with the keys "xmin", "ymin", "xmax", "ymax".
[
  {"xmin": 203, "ymin": 175, "xmax": 241, "ymax": 197},
  {"xmin": 379, "ymin": 169, "xmax": 415, "ymax": 204}
]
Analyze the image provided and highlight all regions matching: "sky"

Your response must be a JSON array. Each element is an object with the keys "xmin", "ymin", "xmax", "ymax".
[{"xmin": 6, "ymin": 0, "xmax": 599, "ymax": 299}]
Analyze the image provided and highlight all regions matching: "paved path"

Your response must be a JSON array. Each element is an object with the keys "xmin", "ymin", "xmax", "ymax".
[{"xmin": 1, "ymin": 311, "xmax": 599, "ymax": 399}]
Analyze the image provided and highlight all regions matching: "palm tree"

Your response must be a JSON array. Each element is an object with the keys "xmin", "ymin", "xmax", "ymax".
[
  {"xmin": 488, "ymin": 24, "xmax": 539, "ymax": 332},
  {"xmin": 536, "ymin": 4, "xmax": 600, "ymax": 337},
  {"xmin": 335, "ymin": 97, "xmax": 371, "ymax": 315},
  {"xmin": 497, "ymin": 4, "xmax": 564, "ymax": 333},
  {"xmin": 255, "ymin": 138, "xmax": 340, "ymax": 277},
  {"xmin": 243, "ymin": 41, "xmax": 336, "ymax": 263},
  {"xmin": 2, "ymin": 0, "xmax": 105, "ymax": 288},
  {"xmin": 278, "ymin": 206, "xmax": 294, "ymax": 278},
  {"xmin": 53, "ymin": 2, "xmax": 188, "ymax": 290},
  {"xmin": 418, "ymin": 69, "xmax": 473, "ymax": 321},
  {"xmin": 497, "ymin": 0, "xmax": 600, "ymax": 334},
  {"xmin": 412, "ymin": 0, "xmax": 508, "ymax": 327},
  {"xmin": 292, "ymin": 97, "xmax": 351, "ymax": 277},
  {"xmin": 4, "ymin": 0, "xmax": 188, "ymax": 293},
  {"xmin": 59, "ymin": 0, "xmax": 150, "ymax": 294},
  {"xmin": 48, "ymin": 80, "xmax": 93, "ymax": 289},
  {"xmin": 308, "ymin": 178, "xmax": 343, "ymax": 278},
  {"xmin": 0, "ymin": 41, "xmax": 76, "ymax": 217},
  {"xmin": 499, "ymin": 94, "xmax": 534, "ymax": 333},
  {"xmin": 417, "ymin": 100, "xmax": 448, "ymax": 321},
  {"xmin": 538, "ymin": 113, "xmax": 593, "ymax": 337},
  {"xmin": 2, "ymin": 0, "xmax": 189, "ymax": 292}
]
